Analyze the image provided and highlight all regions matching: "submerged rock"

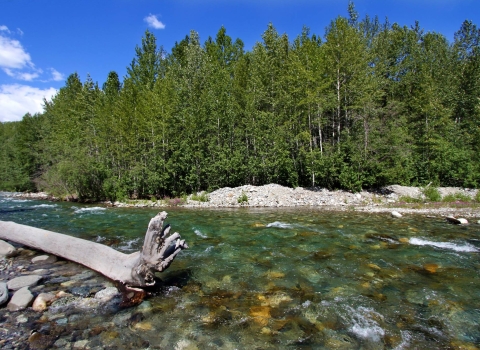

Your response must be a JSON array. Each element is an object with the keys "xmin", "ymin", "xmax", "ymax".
[
  {"xmin": 0, "ymin": 240, "xmax": 15, "ymax": 257},
  {"xmin": 7, "ymin": 286, "xmax": 33, "ymax": 311},
  {"xmin": 32, "ymin": 292, "xmax": 56, "ymax": 312},
  {"xmin": 446, "ymin": 216, "xmax": 468, "ymax": 225},
  {"xmin": 7, "ymin": 275, "xmax": 42, "ymax": 290}
]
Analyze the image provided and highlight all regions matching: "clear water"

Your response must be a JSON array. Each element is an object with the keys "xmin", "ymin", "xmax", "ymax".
[{"xmin": 1, "ymin": 192, "xmax": 480, "ymax": 349}]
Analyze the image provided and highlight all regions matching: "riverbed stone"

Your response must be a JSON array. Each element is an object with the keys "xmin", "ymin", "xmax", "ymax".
[
  {"xmin": 95, "ymin": 287, "xmax": 119, "ymax": 302},
  {"xmin": 7, "ymin": 275, "xmax": 42, "ymax": 290},
  {"xmin": 7, "ymin": 287, "xmax": 34, "ymax": 311},
  {"xmin": 391, "ymin": 211, "xmax": 402, "ymax": 218},
  {"xmin": 0, "ymin": 240, "xmax": 15, "ymax": 257},
  {"xmin": 0, "ymin": 282, "xmax": 8, "ymax": 306},
  {"xmin": 32, "ymin": 292, "xmax": 56, "ymax": 312},
  {"xmin": 31, "ymin": 255, "xmax": 57, "ymax": 264}
]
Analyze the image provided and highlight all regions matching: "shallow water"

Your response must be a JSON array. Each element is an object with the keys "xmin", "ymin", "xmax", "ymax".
[{"xmin": 1, "ymin": 192, "xmax": 480, "ymax": 349}]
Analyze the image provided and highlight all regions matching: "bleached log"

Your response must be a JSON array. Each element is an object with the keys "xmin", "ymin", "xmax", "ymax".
[{"xmin": 0, "ymin": 211, "xmax": 188, "ymax": 288}]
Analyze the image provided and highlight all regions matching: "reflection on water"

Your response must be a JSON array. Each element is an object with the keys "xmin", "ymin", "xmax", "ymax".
[{"xmin": 1, "ymin": 193, "xmax": 480, "ymax": 349}]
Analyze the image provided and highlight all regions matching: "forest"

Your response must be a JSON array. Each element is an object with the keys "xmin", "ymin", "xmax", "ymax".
[{"xmin": 1, "ymin": 4, "xmax": 479, "ymax": 201}]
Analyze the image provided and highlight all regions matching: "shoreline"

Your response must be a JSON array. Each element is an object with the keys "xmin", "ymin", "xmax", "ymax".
[{"xmin": 8, "ymin": 184, "xmax": 480, "ymax": 219}]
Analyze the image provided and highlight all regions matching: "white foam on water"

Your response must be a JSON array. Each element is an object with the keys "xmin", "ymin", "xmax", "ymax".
[
  {"xmin": 410, "ymin": 238, "xmax": 479, "ymax": 252},
  {"xmin": 194, "ymin": 229, "xmax": 208, "ymax": 239},
  {"xmin": 204, "ymin": 246, "xmax": 214, "ymax": 253},
  {"xmin": 346, "ymin": 306, "xmax": 385, "ymax": 342},
  {"xmin": 117, "ymin": 237, "xmax": 141, "ymax": 252},
  {"xmin": 393, "ymin": 331, "xmax": 412, "ymax": 350},
  {"xmin": 32, "ymin": 204, "xmax": 57, "ymax": 208},
  {"xmin": 73, "ymin": 207, "xmax": 107, "ymax": 214},
  {"xmin": 266, "ymin": 221, "xmax": 294, "ymax": 229}
]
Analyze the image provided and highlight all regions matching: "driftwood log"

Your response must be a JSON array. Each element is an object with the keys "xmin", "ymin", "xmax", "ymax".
[{"xmin": 0, "ymin": 211, "xmax": 188, "ymax": 304}]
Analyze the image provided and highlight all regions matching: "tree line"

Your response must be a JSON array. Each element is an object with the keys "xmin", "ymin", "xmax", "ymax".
[{"xmin": 1, "ymin": 4, "xmax": 479, "ymax": 201}]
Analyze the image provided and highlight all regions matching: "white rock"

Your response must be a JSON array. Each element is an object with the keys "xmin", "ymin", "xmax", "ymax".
[
  {"xmin": 446, "ymin": 216, "xmax": 468, "ymax": 225},
  {"xmin": 0, "ymin": 240, "xmax": 15, "ymax": 257},
  {"xmin": 0, "ymin": 282, "xmax": 8, "ymax": 306},
  {"xmin": 7, "ymin": 275, "xmax": 42, "ymax": 290},
  {"xmin": 7, "ymin": 287, "xmax": 34, "ymax": 311},
  {"xmin": 31, "ymin": 255, "xmax": 57, "ymax": 264},
  {"xmin": 391, "ymin": 211, "xmax": 403, "ymax": 218}
]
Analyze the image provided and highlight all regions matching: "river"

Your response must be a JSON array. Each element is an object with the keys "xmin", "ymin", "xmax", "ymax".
[{"xmin": 1, "ymin": 192, "xmax": 479, "ymax": 349}]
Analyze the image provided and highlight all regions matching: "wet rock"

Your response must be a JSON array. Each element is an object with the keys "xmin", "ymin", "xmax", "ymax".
[
  {"xmin": 31, "ymin": 255, "xmax": 57, "ymax": 264},
  {"xmin": 391, "ymin": 211, "xmax": 402, "ymax": 218},
  {"xmin": 7, "ymin": 286, "xmax": 33, "ymax": 311},
  {"xmin": 423, "ymin": 263, "xmax": 439, "ymax": 274},
  {"xmin": 249, "ymin": 306, "xmax": 271, "ymax": 326},
  {"xmin": 446, "ymin": 216, "xmax": 468, "ymax": 225},
  {"xmin": 0, "ymin": 240, "xmax": 15, "ymax": 257},
  {"xmin": 0, "ymin": 282, "xmax": 8, "ymax": 306},
  {"xmin": 95, "ymin": 287, "xmax": 119, "ymax": 302},
  {"xmin": 32, "ymin": 292, "xmax": 56, "ymax": 312},
  {"xmin": 73, "ymin": 339, "xmax": 89, "ymax": 349},
  {"xmin": 7, "ymin": 275, "xmax": 42, "ymax": 290}
]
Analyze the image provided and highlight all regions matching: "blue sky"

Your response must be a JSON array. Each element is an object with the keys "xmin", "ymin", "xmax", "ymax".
[{"xmin": 0, "ymin": 0, "xmax": 478, "ymax": 122}]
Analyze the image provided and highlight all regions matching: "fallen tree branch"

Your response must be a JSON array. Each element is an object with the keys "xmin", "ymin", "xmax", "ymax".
[{"xmin": 0, "ymin": 211, "xmax": 188, "ymax": 289}]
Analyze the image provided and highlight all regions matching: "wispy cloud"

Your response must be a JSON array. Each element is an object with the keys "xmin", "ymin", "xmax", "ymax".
[
  {"xmin": 0, "ymin": 32, "xmax": 33, "ymax": 69},
  {"xmin": 0, "ymin": 84, "xmax": 57, "ymax": 122},
  {"xmin": 49, "ymin": 68, "xmax": 64, "ymax": 81},
  {"xmin": 144, "ymin": 14, "xmax": 166, "ymax": 29},
  {"xmin": 0, "ymin": 25, "xmax": 63, "ymax": 82}
]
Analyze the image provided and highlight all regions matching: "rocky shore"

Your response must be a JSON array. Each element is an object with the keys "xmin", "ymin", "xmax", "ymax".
[
  {"xmin": 0, "ymin": 241, "xmax": 122, "ymax": 349},
  {"xmin": 107, "ymin": 184, "xmax": 479, "ymax": 218}
]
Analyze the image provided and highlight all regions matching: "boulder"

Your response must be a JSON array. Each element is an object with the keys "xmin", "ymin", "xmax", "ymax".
[
  {"xmin": 32, "ymin": 292, "xmax": 56, "ymax": 312},
  {"xmin": 0, "ymin": 239, "xmax": 15, "ymax": 257},
  {"xmin": 391, "ymin": 211, "xmax": 402, "ymax": 218},
  {"xmin": 7, "ymin": 275, "xmax": 42, "ymax": 290},
  {"xmin": 0, "ymin": 282, "xmax": 8, "ymax": 306},
  {"xmin": 7, "ymin": 287, "xmax": 34, "ymax": 311},
  {"xmin": 31, "ymin": 255, "xmax": 57, "ymax": 264},
  {"xmin": 446, "ymin": 216, "xmax": 468, "ymax": 225}
]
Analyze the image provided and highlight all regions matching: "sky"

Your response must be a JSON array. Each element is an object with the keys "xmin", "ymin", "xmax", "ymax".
[{"xmin": 0, "ymin": 0, "xmax": 478, "ymax": 122}]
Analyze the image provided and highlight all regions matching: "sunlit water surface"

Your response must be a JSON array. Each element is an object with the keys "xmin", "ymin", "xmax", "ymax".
[{"xmin": 1, "ymin": 193, "xmax": 480, "ymax": 349}]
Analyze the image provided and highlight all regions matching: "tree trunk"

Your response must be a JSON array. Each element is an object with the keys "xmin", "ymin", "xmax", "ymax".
[{"xmin": 0, "ymin": 211, "xmax": 188, "ymax": 289}]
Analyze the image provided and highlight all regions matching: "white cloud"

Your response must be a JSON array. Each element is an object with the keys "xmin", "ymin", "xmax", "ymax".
[
  {"xmin": 0, "ymin": 25, "xmax": 9, "ymax": 32},
  {"xmin": 144, "ymin": 14, "xmax": 166, "ymax": 29},
  {"xmin": 49, "ymin": 68, "xmax": 64, "ymax": 81},
  {"xmin": 0, "ymin": 84, "xmax": 57, "ymax": 122},
  {"xmin": 0, "ymin": 33, "xmax": 32, "ymax": 69}
]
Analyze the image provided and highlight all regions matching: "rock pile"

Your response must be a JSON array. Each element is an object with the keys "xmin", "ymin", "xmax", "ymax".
[{"xmin": 0, "ymin": 240, "xmax": 121, "ymax": 349}]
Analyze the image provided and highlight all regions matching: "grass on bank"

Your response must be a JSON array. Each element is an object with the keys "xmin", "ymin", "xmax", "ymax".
[{"xmin": 395, "ymin": 187, "xmax": 480, "ymax": 209}]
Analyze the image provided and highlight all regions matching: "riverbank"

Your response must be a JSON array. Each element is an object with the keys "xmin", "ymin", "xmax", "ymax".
[{"xmin": 11, "ymin": 184, "xmax": 480, "ymax": 218}]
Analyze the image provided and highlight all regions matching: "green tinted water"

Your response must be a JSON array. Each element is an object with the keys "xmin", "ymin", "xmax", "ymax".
[{"xmin": 1, "ymin": 194, "xmax": 480, "ymax": 349}]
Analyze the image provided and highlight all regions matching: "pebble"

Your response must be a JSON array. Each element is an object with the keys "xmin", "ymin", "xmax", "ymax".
[
  {"xmin": 31, "ymin": 255, "xmax": 57, "ymax": 264},
  {"xmin": 7, "ymin": 286, "xmax": 34, "ymax": 311},
  {"xmin": 7, "ymin": 275, "xmax": 42, "ymax": 290},
  {"xmin": 0, "ymin": 240, "xmax": 15, "ymax": 257},
  {"xmin": 0, "ymin": 282, "xmax": 8, "ymax": 306},
  {"xmin": 32, "ymin": 292, "xmax": 56, "ymax": 312}
]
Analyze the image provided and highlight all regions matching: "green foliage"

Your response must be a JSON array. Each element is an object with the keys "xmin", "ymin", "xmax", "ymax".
[
  {"xmin": 237, "ymin": 191, "xmax": 248, "ymax": 204},
  {"xmin": 398, "ymin": 195, "xmax": 423, "ymax": 203},
  {"xmin": 475, "ymin": 191, "xmax": 480, "ymax": 202},
  {"xmin": 421, "ymin": 186, "xmax": 442, "ymax": 202},
  {"xmin": 191, "ymin": 191, "xmax": 209, "ymax": 202},
  {"xmin": 442, "ymin": 192, "xmax": 472, "ymax": 202},
  {"xmin": 1, "ymin": 8, "xmax": 480, "ymax": 200}
]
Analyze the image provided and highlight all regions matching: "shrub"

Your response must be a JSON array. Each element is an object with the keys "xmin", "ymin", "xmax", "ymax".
[
  {"xmin": 167, "ymin": 197, "xmax": 185, "ymax": 206},
  {"xmin": 422, "ymin": 186, "xmax": 441, "ymax": 202},
  {"xmin": 442, "ymin": 192, "xmax": 472, "ymax": 203},
  {"xmin": 191, "ymin": 191, "xmax": 209, "ymax": 202},
  {"xmin": 238, "ymin": 191, "xmax": 248, "ymax": 204},
  {"xmin": 398, "ymin": 195, "xmax": 422, "ymax": 203},
  {"xmin": 475, "ymin": 191, "xmax": 480, "ymax": 203}
]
